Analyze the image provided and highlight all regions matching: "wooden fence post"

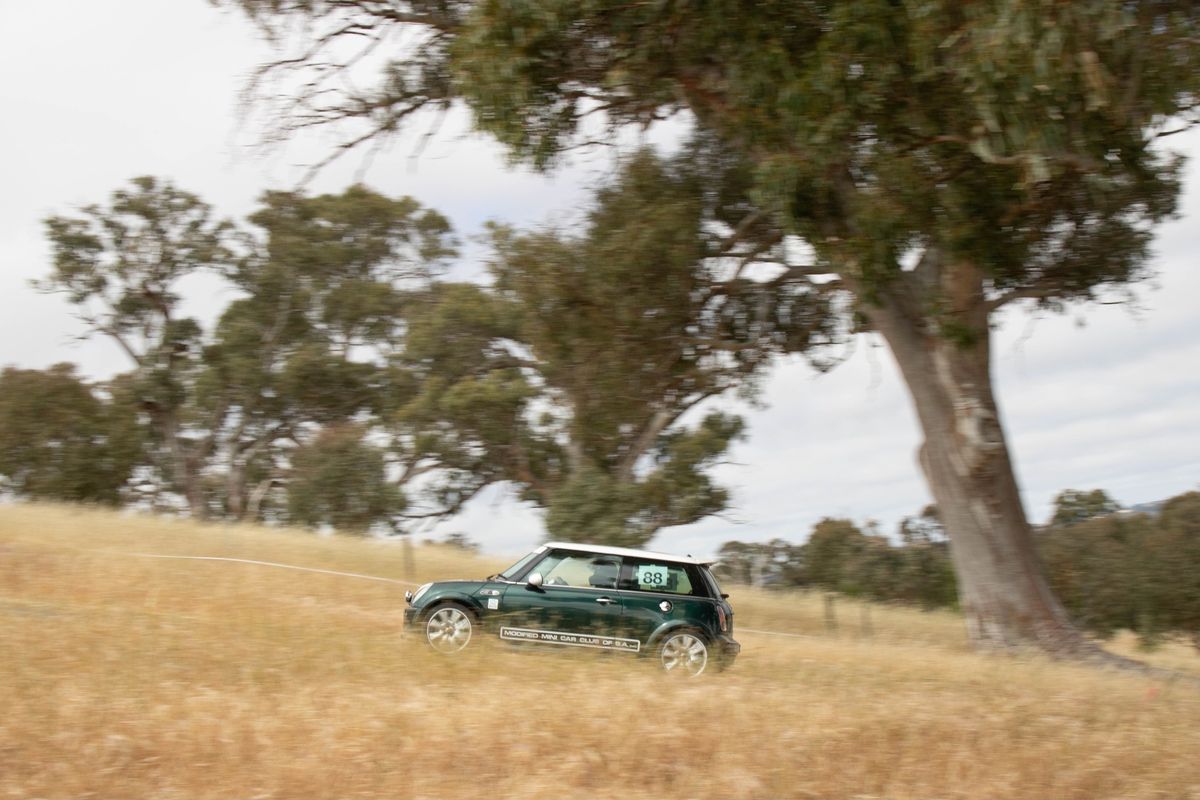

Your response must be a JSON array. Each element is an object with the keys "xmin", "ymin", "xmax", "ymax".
[{"xmin": 824, "ymin": 593, "xmax": 838, "ymax": 634}]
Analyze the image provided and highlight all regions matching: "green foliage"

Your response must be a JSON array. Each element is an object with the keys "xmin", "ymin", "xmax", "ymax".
[
  {"xmin": 1038, "ymin": 512, "xmax": 1152, "ymax": 639},
  {"xmin": 390, "ymin": 280, "xmax": 537, "ymax": 516},
  {"xmin": 435, "ymin": 0, "xmax": 1195, "ymax": 306},
  {"xmin": 543, "ymin": 466, "xmax": 646, "ymax": 548},
  {"xmin": 718, "ymin": 509, "xmax": 957, "ymax": 610},
  {"xmin": 41, "ymin": 176, "xmax": 233, "ymax": 360},
  {"xmin": 202, "ymin": 185, "xmax": 457, "ymax": 523},
  {"xmin": 1039, "ymin": 491, "xmax": 1200, "ymax": 646},
  {"xmin": 1151, "ymin": 492, "xmax": 1200, "ymax": 638},
  {"xmin": 542, "ymin": 412, "xmax": 746, "ymax": 547},
  {"xmin": 0, "ymin": 365, "xmax": 142, "ymax": 504},
  {"xmin": 345, "ymin": 148, "xmax": 828, "ymax": 546},
  {"xmin": 714, "ymin": 488, "xmax": 1200, "ymax": 643},
  {"xmin": 895, "ymin": 506, "xmax": 958, "ymax": 609},
  {"xmin": 40, "ymin": 178, "xmax": 234, "ymax": 515},
  {"xmin": 713, "ymin": 539, "xmax": 807, "ymax": 588},
  {"xmin": 1049, "ymin": 488, "xmax": 1121, "ymax": 527},
  {"xmin": 38, "ymin": 179, "xmax": 460, "ymax": 529},
  {"xmin": 33, "ymin": 168, "xmax": 761, "ymax": 542},
  {"xmin": 481, "ymin": 149, "xmax": 837, "ymax": 545},
  {"xmin": 287, "ymin": 425, "xmax": 405, "ymax": 534},
  {"xmin": 227, "ymin": 1, "xmax": 1198, "ymax": 309},
  {"xmin": 804, "ymin": 518, "xmax": 874, "ymax": 593},
  {"xmin": 219, "ymin": 2, "xmax": 1200, "ymax": 552}
]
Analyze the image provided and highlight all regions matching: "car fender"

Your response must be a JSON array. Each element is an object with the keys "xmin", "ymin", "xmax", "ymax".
[
  {"xmin": 419, "ymin": 592, "xmax": 483, "ymax": 618},
  {"xmin": 644, "ymin": 619, "xmax": 712, "ymax": 652}
]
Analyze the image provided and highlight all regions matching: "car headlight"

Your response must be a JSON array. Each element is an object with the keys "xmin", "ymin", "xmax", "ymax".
[{"xmin": 408, "ymin": 583, "xmax": 432, "ymax": 606}]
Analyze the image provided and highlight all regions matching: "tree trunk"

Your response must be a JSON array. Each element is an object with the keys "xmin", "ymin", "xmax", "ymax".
[
  {"xmin": 160, "ymin": 410, "xmax": 207, "ymax": 520},
  {"xmin": 246, "ymin": 477, "xmax": 275, "ymax": 520},
  {"xmin": 226, "ymin": 461, "xmax": 246, "ymax": 520},
  {"xmin": 863, "ymin": 261, "xmax": 1104, "ymax": 657}
]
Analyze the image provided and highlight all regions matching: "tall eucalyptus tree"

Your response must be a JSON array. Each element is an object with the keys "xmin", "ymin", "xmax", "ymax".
[{"xmin": 221, "ymin": 0, "xmax": 1200, "ymax": 655}]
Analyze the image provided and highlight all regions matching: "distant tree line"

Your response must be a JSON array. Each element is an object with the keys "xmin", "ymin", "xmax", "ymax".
[
  {"xmin": 714, "ymin": 506, "xmax": 957, "ymax": 610},
  {"xmin": 717, "ymin": 489, "xmax": 1200, "ymax": 648},
  {"xmin": 3, "ymin": 152, "xmax": 835, "ymax": 543},
  {"xmin": 1039, "ymin": 490, "xmax": 1200, "ymax": 649}
]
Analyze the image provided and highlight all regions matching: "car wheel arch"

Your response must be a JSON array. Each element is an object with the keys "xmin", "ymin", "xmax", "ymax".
[
  {"xmin": 418, "ymin": 596, "xmax": 481, "ymax": 621},
  {"xmin": 645, "ymin": 621, "xmax": 711, "ymax": 653}
]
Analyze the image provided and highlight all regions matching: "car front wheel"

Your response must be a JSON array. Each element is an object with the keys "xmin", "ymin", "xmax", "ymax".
[
  {"xmin": 658, "ymin": 630, "xmax": 709, "ymax": 676},
  {"xmin": 423, "ymin": 604, "xmax": 474, "ymax": 654}
]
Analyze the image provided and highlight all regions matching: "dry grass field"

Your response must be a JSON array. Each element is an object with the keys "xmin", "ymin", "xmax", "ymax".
[{"xmin": 2, "ymin": 503, "xmax": 1198, "ymax": 799}]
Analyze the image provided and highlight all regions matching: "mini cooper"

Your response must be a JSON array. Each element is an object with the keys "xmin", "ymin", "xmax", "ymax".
[{"xmin": 403, "ymin": 542, "xmax": 740, "ymax": 675}]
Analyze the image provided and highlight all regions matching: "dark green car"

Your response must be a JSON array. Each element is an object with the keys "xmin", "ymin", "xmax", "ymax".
[{"xmin": 403, "ymin": 542, "xmax": 740, "ymax": 675}]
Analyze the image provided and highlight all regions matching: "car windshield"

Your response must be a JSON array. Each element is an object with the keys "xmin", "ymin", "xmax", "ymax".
[{"xmin": 496, "ymin": 549, "xmax": 544, "ymax": 581}]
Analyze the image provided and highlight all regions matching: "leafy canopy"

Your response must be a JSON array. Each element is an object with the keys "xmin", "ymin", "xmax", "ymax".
[
  {"xmin": 223, "ymin": 1, "xmax": 1198, "ymax": 314},
  {"xmin": 0, "ymin": 365, "xmax": 142, "ymax": 505}
]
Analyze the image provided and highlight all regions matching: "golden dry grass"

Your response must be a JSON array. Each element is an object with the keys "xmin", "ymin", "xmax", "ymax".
[{"xmin": 2, "ymin": 502, "xmax": 1198, "ymax": 800}]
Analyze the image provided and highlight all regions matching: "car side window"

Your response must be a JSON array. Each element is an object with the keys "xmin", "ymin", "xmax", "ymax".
[
  {"xmin": 620, "ymin": 560, "xmax": 695, "ymax": 595},
  {"xmin": 537, "ymin": 552, "xmax": 622, "ymax": 589}
]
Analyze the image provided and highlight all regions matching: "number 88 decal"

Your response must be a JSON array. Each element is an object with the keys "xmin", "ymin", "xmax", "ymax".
[{"xmin": 640, "ymin": 566, "xmax": 668, "ymax": 586}]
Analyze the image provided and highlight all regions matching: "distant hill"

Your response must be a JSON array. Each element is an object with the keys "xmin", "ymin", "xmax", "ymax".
[{"xmin": 1123, "ymin": 499, "xmax": 1167, "ymax": 517}]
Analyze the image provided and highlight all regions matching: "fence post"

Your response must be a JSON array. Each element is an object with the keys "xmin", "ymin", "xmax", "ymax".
[
  {"xmin": 824, "ymin": 593, "xmax": 838, "ymax": 634},
  {"xmin": 402, "ymin": 534, "xmax": 416, "ymax": 580},
  {"xmin": 860, "ymin": 602, "xmax": 874, "ymax": 638}
]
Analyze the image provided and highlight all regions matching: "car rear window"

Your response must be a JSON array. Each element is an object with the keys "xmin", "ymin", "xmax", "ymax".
[{"xmin": 619, "ymin": 560, "xmax": 700, "ymax": 596}]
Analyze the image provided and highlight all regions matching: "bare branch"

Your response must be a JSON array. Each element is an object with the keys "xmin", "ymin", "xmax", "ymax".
[
  {"xmin": 395, "ymin": 459, "xmax": 440, "ymax": 486},
  {"xmin": 615, "ymin": 407, "xmax": 673, "ymax": 483},
  {"xmin": 98, "ymin": 324, "xmax": 145, "ymax": 367},
  {"xmin": 985, "ymin": 285, "xmax": 1060, "ymax": 312},
  {"xmin": 716, "ymin": 210, "xmax": 765, "ymax": 255}
]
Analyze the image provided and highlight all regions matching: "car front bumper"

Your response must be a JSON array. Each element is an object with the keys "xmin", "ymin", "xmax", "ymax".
[{"xmin": 403, "ymin": 606, "xmax": 420, "ymax": 631}]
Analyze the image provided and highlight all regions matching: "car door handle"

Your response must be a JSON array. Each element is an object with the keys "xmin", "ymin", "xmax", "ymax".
[{"xmin": 595, "ymin": 596, "xmax": 617, "ymax": 605}]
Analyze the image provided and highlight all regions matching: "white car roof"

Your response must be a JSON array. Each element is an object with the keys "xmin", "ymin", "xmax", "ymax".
[{"xmin": 540, "ymin": 541, "xmax": 716, "ymax": 566}]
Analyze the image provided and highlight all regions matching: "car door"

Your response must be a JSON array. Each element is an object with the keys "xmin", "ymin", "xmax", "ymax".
[
  {"xmin": 616, "ymin": 558, "xmax": 716, "ymax": 650},
  {"xmin": 498, "ymin": 549, "xmax": 638, "ymax": 652}
]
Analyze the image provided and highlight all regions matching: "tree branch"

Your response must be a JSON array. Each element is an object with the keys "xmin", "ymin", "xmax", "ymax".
[
  {"xmin": 985, "ymin": 285, "xmax": 1060, "ymax": 312},
  {"xmin": 716, "ymin": 210, "xmax": 765, "ymax": 255}
]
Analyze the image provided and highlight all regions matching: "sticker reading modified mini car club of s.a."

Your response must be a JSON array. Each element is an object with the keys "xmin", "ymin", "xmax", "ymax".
[{"xmin": 499, "ymin": 626, "xmax": 641, "ymax": 652}]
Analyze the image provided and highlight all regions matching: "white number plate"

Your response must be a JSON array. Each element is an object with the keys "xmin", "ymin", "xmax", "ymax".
[{"xmin": 637, "ymin": 564, "xmax": 670, "ymax": 588}]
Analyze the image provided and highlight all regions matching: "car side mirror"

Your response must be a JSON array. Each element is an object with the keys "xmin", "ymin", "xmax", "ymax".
[{"xmin": 526, "ymin": 572, "xmax": 544, "ymax": 589}]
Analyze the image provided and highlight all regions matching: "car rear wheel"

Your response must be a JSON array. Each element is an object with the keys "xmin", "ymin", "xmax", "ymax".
[
  {"xmin": 658, "ymin": 630, "xmax": 708, "ymax": 676},
  {"xmin": 423, "ymin": 603, "xmax": 474, "ymax": 654}
]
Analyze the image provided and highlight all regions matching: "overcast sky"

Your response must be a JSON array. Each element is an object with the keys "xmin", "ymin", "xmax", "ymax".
[{"xmin": 3, "ymin": 2, "xmax": 1198, "ymax": 559}]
